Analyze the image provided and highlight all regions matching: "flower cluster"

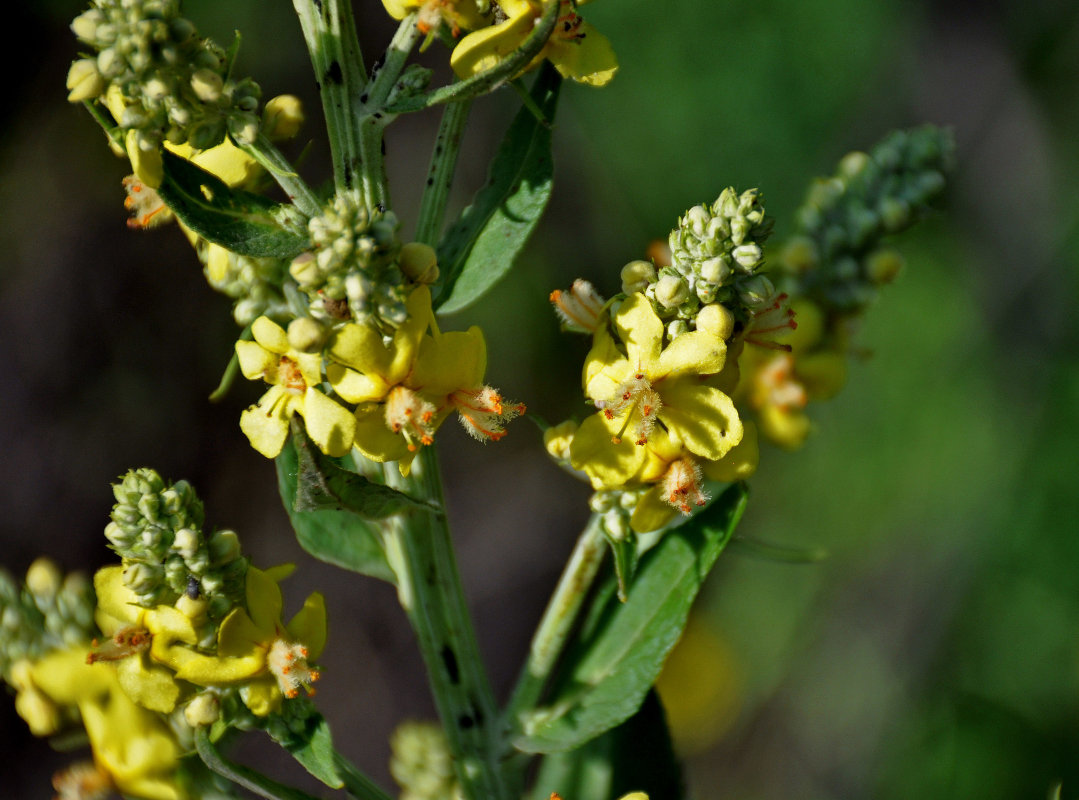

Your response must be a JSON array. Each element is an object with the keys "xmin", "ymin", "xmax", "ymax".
[
  {"xmin": 237, "ymin": 285, "xmax": 523, "ymax": 471},
  {"xmin": 68, "ymin": 0, "xmax": 263, "ymax": 186},
  {"xmin": 2, "ymin": 473, "xmax": 329, "ymax": 798}
]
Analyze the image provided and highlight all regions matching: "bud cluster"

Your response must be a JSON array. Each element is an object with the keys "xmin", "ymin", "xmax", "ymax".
[
  {"xmin": 291, "ymin": 190, "xmax": 406, "ymax": 326},
  {"xmin": 105, "ymin": 468, "xmax": 247, "ymax": 619},
  {"xmin": 196, "ymin": 240, "xmax": 289, "ymax": 326},
  {"xmin": 780, "ymin": 125, "xmax": 955, "ymax": 312},
  {"xmin": 390, "ymin": 720, "xmax": 461, "ymax": 800},
  {"xmin": 0, "ymin": 560, "xmax": 96, "ymax": 682},
  {"xmin": 68, "ymin": 0, "xmax": 262, "ymax": 151},
  {"xmin": 589, "ymin": 487, "xmax": 648, "ymax": 543}
]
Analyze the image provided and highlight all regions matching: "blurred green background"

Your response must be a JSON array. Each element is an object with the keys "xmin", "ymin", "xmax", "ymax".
[{"xmin": 2, "ymin": 0, "xmax": 1078, "ymax": 798}]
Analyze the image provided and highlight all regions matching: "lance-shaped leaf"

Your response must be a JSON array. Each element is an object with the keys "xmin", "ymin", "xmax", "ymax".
[
  {"xmin": 434, "ymin": 65, "xmax": 561, "ymax": 314},
  {"xmin": 513, "ymin": 484, "xmax": 749, "ymax": 754},
  {"xmin": 530, "ymin": 691, "xmax": 685, "ymax": 800},
  {"xmin": 158, "ymin": 149, "xmax": 310, "ymax": 259},
  {"xmin": 276, "ymin": 431, "xmax": 393, "ymax": 584},
  {"xmin": 266, "ymin": 708, "xmax": 343, "ymax": 790}
]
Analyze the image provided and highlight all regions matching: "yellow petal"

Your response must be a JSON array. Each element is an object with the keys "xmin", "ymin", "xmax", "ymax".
[
  {"xmin": 301, "ymin": 386, "xmax": 357, "ymax": 457},
  {"xmin": 126, "ymin": 130, "xmax": 163, "ymax": 188},
  {"xmin": 93, "ymin": 565, "xmax": 142, "ymax": 631},
  {"xmin": 296, "ymin": 352, "xmax": 324, "ymax": 388},
  {"xmin": 655, "ymin": 330, "xmax": 726, "ymax": 379},
  {"xmin": 387, "ymin": 288, "xmax": 435, "ymax": 383},
  {"xmin": 28, "ymin": 649, "xmax": 115, "ymax": 706},
  {"xmin": 235, "ymin": 339, "xmax": 276, "ymax": 380},
  {"xmin": 614, "ymin": 294, "xmax": 663, "ymax": 369},
  {"xmin": 251, "ymin": 316, "xmax": 291, "ymax": 355},
  {"xmin": 352, "ymin": 404, "xmax": 411, "ymax": 463},
  {"xmin": 240, "ymin": 679, "xmax": 282, "ymax": 717},
  {"xmin": 330, "ymin": 322, "xmax": 393, "ymax": 377},
  {"xmin": 583, "ymin": 324, "xmax": 631, "ymax": 401},
  {"xmin": 450, "ymin": 9, "xmax": 534, "ymax": 78},
  {"xmin": 189, "ymin": 139, "xmax": 261, "ymax": 187},
  {"xmin": 380, "ymin": 0, "xmax": 414, "ymax": 20},
  {"xmin": 548, "ymin": 23, "xmax": 618, "ymax": 86},
  {"xmin": 569, "ymin": 412, "xmax": 646, "ymax": 488},
  {"xmin": 630, "ymin": 487, "xmax": 679, "ymax": 533},
  {"xmin": 658, "ymin": 381, "xmax": 743, "ymax": 461},
  {"xmin": 286, "ymin": 592, "xmax": 327, "ymax": 660},
  {"xmin": 703, "ymin": 421, "xmax": 759, "ymax": 483},
  {"xmin": 327, "ymin": 362, "xmax": 388, "ymax": 404},
  {"xmin": 758, "ymin": 404, "xmax": 810, "ymax": 450},
  {"xmin": 116, "ymin": 657, "xmax": 180, "ymax": 713},
  {"xmin": 413, "ymin": 328, "xmax": 486, "ymax": 396},
  {"xmin": 244, "ymin": 567, "xmax": 284, "ymax": 633},
  {"xmin": 240, "ymin": 388, "xmax": 292, "ymax": 458}
]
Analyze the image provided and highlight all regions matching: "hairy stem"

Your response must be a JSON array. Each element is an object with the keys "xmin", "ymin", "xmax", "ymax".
[{"xmin": 382, "ymin": 449, "xmax": 509, "ymax": 800}]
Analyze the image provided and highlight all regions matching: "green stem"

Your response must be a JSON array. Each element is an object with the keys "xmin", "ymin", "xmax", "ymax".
[
  {"xmin": 385, "ymin": 0, "xmax": 561, "ymax": 114},
  {"xmin": 382, "ymin": 449, "xmax": 508, "ymax": 800},
  {"xmin": 504, "ymin": 514, "xmax": 607, "ymax": 726},
  {"xmin": 194, "ymin": 729, "xmax": 320, "ymax": 800},
  {"xmin": 354, "ymin": 14, "xmax": 422, "ymax": 211},
  {"xmin": 414, "ymin": 99, "xmax": 472, "ymax": 246},
  {"xmin": 293, "ymin": 0, "xmax": 368, "ymax": 195},
  {"xmin": 332, "ymin": 750, "xmax": 395, "ymax": 800},
  {"xmin": 244, "ymin": 132, "xmax": 322, "ymax": 217}
]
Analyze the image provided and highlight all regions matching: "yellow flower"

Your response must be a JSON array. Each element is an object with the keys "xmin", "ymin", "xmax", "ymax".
[
  {"xmin": 450, "ymin": 0, "xmax": 618, "ymax": 87},
  {"xmin": 167, "ymin": 566, "xmax": 326, "ymax": 717},
  {"xmin": 90, "ymin": 566, "xmax": 204, "ymax": 714},
  {"xmin": 236, "ymin": 316, "xmax": 357, "ymax": 458},
  {"xmin": 330, "ymin": 286, "xmax": 520, "ymax": 472},
  {"xmin": 382, "ymin": 0, "xmax": 491, "ymax": 35},
  {"xmin": 13, "ymin": 648, "xmax": 185, "ymax": 800},
  {"xmin": 569, "ymin": 293, "xmax": 743, "ymax": 488}
]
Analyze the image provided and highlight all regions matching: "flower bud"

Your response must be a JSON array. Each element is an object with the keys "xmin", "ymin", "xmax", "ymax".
[
  {"xmin": 398, "ymin": 242, "xmax": 439, "ymax": 284},
  {"xmin": 25, "ymin": 559, "xmax": 62, "ymax": 600},
  {"xmin": 731, "ymin": 243, "xmax": 762, "ymax": 272},
  {"xmin": 837, "ymin": 150, "xmax": 870, "ymax": 180},
  {"xmin": 698, "ymin": 256, "xmax": 730, "ymax": 285},
  {"xmin": 263, "ymin": 95, "xmax": 304, "ymax": 140},
  {"xmin": 779, "ymin": 236, "xmax": 818, "ymax": 274},
  {"xmin": 287, "ymin": 317, "xmax": 326, "ymax": 353},
  {"xmin": 620, "ymin": 259, "xmax": 656, "ymax": 294},
  {"xmin": 736, "ymin": 275, "xmax": 775, "ymax": 308},
  {"xmin": 70, "ymin": 9, "xmax": 103, "ymax": 42},
  {"xmin": 184, "ymin": 693, "xmax": 220, "ymax": 727},
  {"xmin": 290, "ymin": 252, "xmax": 320, "ymax": 287},
  {"xmin": 696, "ymin": 303, "xmax": 735, "ymax": 340},
  {"xmin": 866, "ymin": 249, "xmax": 904, "ymax": 284},
  {"xmin": 654, "ymin": 274, "xmax": 689, "ymax": 310},
  {"xmin": 172, "ymin": 528, "xmax": 200, "ymax": 560},
  {"xmin": 208, "ymin": 530, "xmax": 241, "ymax": 564},
  {"xmin": 66, "ymin": 59, "xmax": 105, "ymax": 102},
  {"xmin": 666, "ymin": 320, "xmax": 689, "ymax": 340},
  {"xmin": 879, "ymin": 197, "xmax": 911, "ymax": 232},
  {"xmin": 190, "ymin": 69, "xmax": 223, "ymax": 103}
]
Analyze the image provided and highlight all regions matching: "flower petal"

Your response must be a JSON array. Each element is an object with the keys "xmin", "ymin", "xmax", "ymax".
[
  {"xmin": 569, "ymin": 412, "xmax": 646, "ymax": 487},
  {"xmin": 329, "ymin": 322, "xmax": 393, "ymax": 378},
  {"xmin": 235, "ymin": 340, "xmax": 276, "ymax": 381},
  {"xmin": 583, "ymin": 324, "xmax": 631, "ymax": 402},
  {"xmin": 240, "ymin": 387, "xmax": 292, "ymax": 458},
  {"xmin": 450, "ymin": 8, "xmax": 534, "ymax": 78},
  {"xmin": 413, "ymin": 328, "xmax": 486, "ymax": 396},
  {"xmin": 251, "ymin": 316, "xmax": 290, "ymax": 355},
  {"xmin": 93, "ymin": 565, "xmax": 141, "ymax": 632},
  {"xmin": 244, "ymin": 567, "xmax": 284, "ymax": 633},
  {"xmin": 655, "ymin": 330, "xmax": 726, "ymax": 379},
  {"xmin": 352, "ymin": 404, "xmax": 411, "ymax": 463},
  {"xmin": 301, "ymin": 387, "xmax": 357, "ymax": 457},
  {"xmin": 327, "ymin": 362, "xmax": 388, "ymax": 404},
  {"xmin": 630, "ymin": 486, "xmax": 679, "ymax": 533},
  {"xmin": 286, "ymin": 592, "xmax": 327, "ymax": 660},
  {"xmin": 658, "ymin": 381, "xmax": 743, "ymax": 461},
  {"xmin": 614, "ymin": 294, "xmax": 663, "ymax": 369},
  {"xmin": 703, "ymin": 421, "xmax": 759, "ymax": 483},
  {"xmin": 116, "ymin": 657, "xmax": 179, "ymax": 713},
  {"xmin": 548, "ymin": 23, "xmax": 618, "ymax": 86}
]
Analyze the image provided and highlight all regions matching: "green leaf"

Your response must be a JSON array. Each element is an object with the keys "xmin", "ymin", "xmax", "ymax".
[
  {"xmin": 275, "ymin": 435, "xmax": 396, "ymax": 584},
  {"xmin": 514, "ymin": 484, "xmax": 749, "ymax": 754},
  {"xmin": 531, "ymin": 691, "xmax": 685, "ymax": 800},
  {"xmin": 268, "ymin": 711, "xmax": 343, "ymax": 789},
  {"xmin": 157, "ymin": 149, "xmax": 310, "ymax": 259},
  {"xmin": 605, "ymin": 533, "xmax": 639, "ymax": 604},
  {"xmin": 195, "ymin": 729, "xmax": 321, "ymax": 800},
  {"xmin": 434, "ymin": 64, "xmax": 561, "ymax": 314}
]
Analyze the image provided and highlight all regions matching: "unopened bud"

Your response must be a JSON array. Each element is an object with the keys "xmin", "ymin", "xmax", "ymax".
[
  {"xmin": 263, "ymin": 95, "xmax": 304, "ymax": 140},
  {"xmin": 837, "ymin": 150, "xmax": 870, "ymax": 180},
  {"xmin": 398, "ymin": 242, "xmax": 439, "ymax": 284},
  {"xmin": 696, "ymin": 303, "xmax": 735, "ymax": 340},
  {"xmin": 184, "ymin": 693, "xmax": 220, "ymax": 727},
  {"xmin": 172, "ymin": 528, "xmax": 199, "ymax": 560},
  {"xmin": 208, "ymin": 530, "xmax": 241, "ymax": 564},
  {"xmin": 866, "ymin": 249, "xmax": 904, "ymax": 284},
  {"xmin": 290, "ymin": 252, "xmax": 320, "ymax": 286},
  {"xmin": 654, "ymin": 274, "xmax": 689, "ymax": 310},
  {"xmin": 736, "ymin": 275, "xmax": 775, "ymax": 308},
  {"xmin": 66, "ymin": 59, "xmax": 105, "ymax": 102},
  {"xmin": 25, "ymin": 559, "xmax": 62, "ymax": 600},
  {"xmin": 731, "ymin": 243, "xmax": 762, "ymax": 271},
  {"xmin": 621, "ymin": 260, "xmax": 656, "ymax": 294},
  {"xmin": 667, "ymin": 319, "xmax": 689, "ymax": 340},
  {"xmin": 287, "ymin": 317, "xmax": 326, "ymax": 353},
  {"xmin": 190, "ymin": 69, "xmax": 223, "ymax": 103},
  {"xmin": 699, "ymin": 256, "xmax": 730, "ymax": 285}
]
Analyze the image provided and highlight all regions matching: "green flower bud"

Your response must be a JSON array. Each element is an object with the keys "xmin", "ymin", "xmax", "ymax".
[
  {"xmin": 620, "ymin": 260, "xmax": 656, "ymax": 294},
  {"xmin": 696, "ymin": 303, "xmax": 735, "ymax": 340},
  {"xmin": 208, "ymin": 530, "xmax": 241, "ymax": 564},
  {"xmin": 184, "ymin": 693, "xmax": 220, "ymax": 727},
  {"xmin": 66, "ymin": 59, "xmax": 105, "ymax": 102},
  {"xmin": 263, "ymin": 95, "xmax": 304, "ymax": 140},
  {"xmin": 654, "ymin": 274, "xmax": 690, "ymax": 310},
  {"xmin": 287, "ymin": 317, "xmax": 326, "ymax": 353},
  {"xmin": 398, "ymin": 243, "xmax": 439, "ymax": 285},
  {"xmin": 866, "ymin": 249, "xmax": 904, "ymax": 284},
  {"xmin": 25, "ymin": 559, "xmax": 62, "ymax": 600},
  {"xmin": 736, "ymin": 275, "xmax": 775, "ymax": 308}
]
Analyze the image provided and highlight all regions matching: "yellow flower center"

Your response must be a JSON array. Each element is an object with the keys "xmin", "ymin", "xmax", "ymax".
[
  {"xmin": 86, "ymin": 626, "xmax": 152, "ymax": 664},
  {"xmin": 602, "ymin": 371, "xmax": 662, "ymax": 446},
  {"xmin": 662, "ymin": 458, "xmax": 708, "ymax": 515},
  {"xmin": 274, "ymin": 356, "xmax": 307, "ymax": 394},
  {"xmin": 384, "ymin": 386, "xmax": 436, "ymax": 451},
  {"xmin": 267, "ymin": 638, "xmax": 321, "ymax": 699}
]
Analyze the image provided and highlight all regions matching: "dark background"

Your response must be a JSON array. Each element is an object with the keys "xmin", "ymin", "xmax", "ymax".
[{"xmin": 2, "ymin": 0, "xmax": 1078, "ymax": 797}]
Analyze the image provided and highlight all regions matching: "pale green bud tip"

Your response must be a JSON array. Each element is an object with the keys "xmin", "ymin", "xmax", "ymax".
[
  {"xmin": 66, "ymin": 59, "xmax": 105, "ymax": 102},
  {"xmin": 398, "ymin": 242, "xmax": 439, "ymax": 284},
  {"xmin": 263, "ymin": 95, "xmax": 304, "ymax": 141},
  {"xmin": 696, "ymin": 303, "xmax": 735, "ymax": 340},
  {"xmin": 25, "ymin": 559, "xmax": 62, "ymax": 599},
  {"xmin": 654, "ymin": 274, "xmax": 689, "ymax": 310},
  {"xmin": 621, "ymin": 259, "xmax": 656, "ymax": 294},
  {"xmin": 287, "ymin": 317, "xmax": 326, "ymax": 353},
  {"xmin": 838, "ymin": 150, "xmax": 871, "ymax": 180},
  {"xmin": 184, "ymin": 693, "xmax": 220, "ymax": 727},
  {"xmin": 289, "ymin": 252, "xmax": 319, "ymax": 286},
  {"xmin": 866, "ymin": 249, "xmax": 904, "ymax": 284}
]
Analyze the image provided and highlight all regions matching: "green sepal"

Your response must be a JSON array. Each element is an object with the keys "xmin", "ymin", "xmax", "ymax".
[
  {"xmin": 157, "ymin": 149, "xmax": 310, "ymax": 259},
  {"xmin": 434, "ymin": 64, "xmax": 561, "ymax": 314},
  {"xmin": 274, "ymin": 432, "xmax": 395, "ymax": 584},
  {"xmin": 267, "ymin": 711, "xmax": 343, "ymax": 789},
  {"xmin": 513, "ymin": 484, "xmax": 749, "ymax": 754},
  {"xmin": 530, "ymin": 691, "xmax": 685, "ymax": 800},
  {"xmin": 605, "ymin": 532, "xmax": 638, "ymax": 604}
]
